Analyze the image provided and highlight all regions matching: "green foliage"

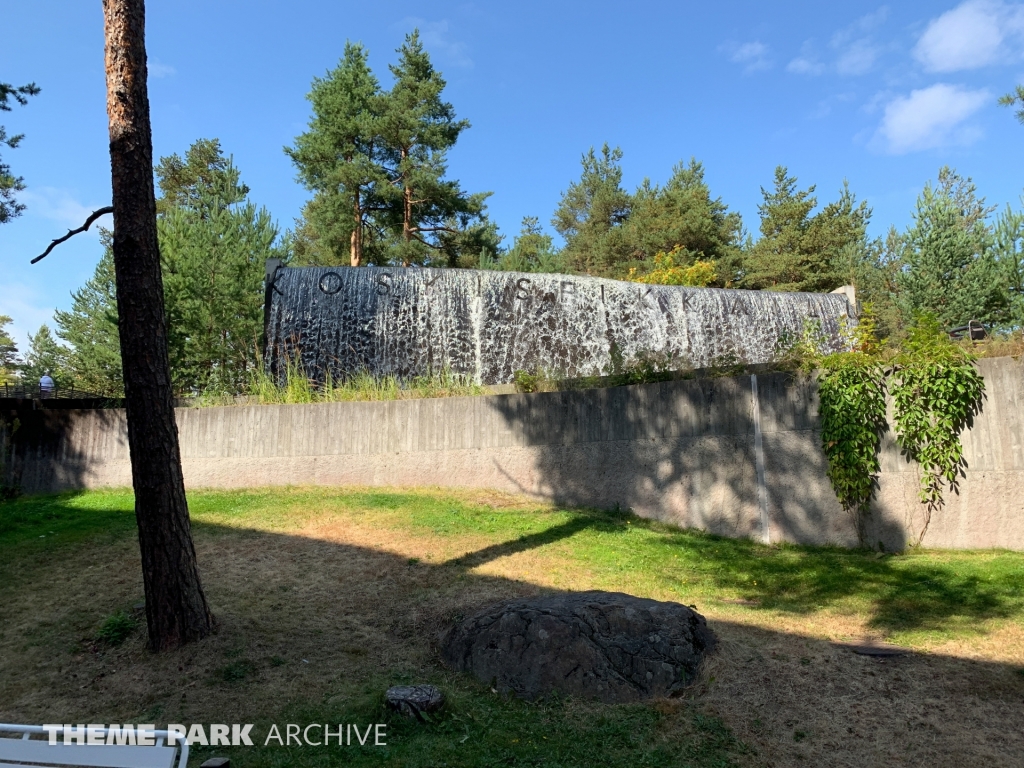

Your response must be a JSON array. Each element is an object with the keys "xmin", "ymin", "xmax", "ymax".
[
  {"xmin": 242, "ymin": 357, "xmax": 482, "ymax": 405},
  {"xmin": 890, "ymin": 315, "xmax": 986, "ymax": 521},
  {"xmin": 623, "ymin": 159, "xmax": 744, "ymax": 285},
  {"xmin": 816, "ymin": 352, "xmax": 887, "ymax": 535},
  {"xmin": 19, "ymin": 324, "xmax": 70, "ymax": 388},
  {"xmin": 512, "ymin": 369, "xmax": 542, "ymax": 393},
  {"xmin": 288, "ymin": 32, "xmax": 498, "ymax": 268},
  {"xmin": 552, "ymin": 144, "xmax": 633, "ymax": 275},
  {"xmin": 628, "ymin": 247, "xmax": 717, "ymax": 286},
  {"xmin": 742, "ymin": 168, "xmax": 871, "ymax": 293},
  {"xmin": 0, "ymin": 315, "xmax": 18, "ymax": 384},
  {"xmin": 782, "ymin": 308, "xmax": 986, "ymax": 543},
  {"xmin": 285, "ymin": 42, "xmax": 389, "ymax": 267},
  {"xmin": 96, "ymin": 610, "xmax": 139, "ymax": 646},
  {"xmin": 155, "ymin": 138, "xmax": 249, "ymax": 215},
  {"xmin": 897, "ymin": 167, "xmax": 1006, "ymax": 328},
  {"xmin": 54, "ymin": 242, "xmax": 124, "ymax": 396},
  {"xmin": 0, "ymin": 81, "xmax": 40, "ymax": 224},
  {"xmin": 998, "ymin": 84, "xmax": 1024, "ymax": 124},
  {"xmin": 56, "ymin": 141, "xmax": 287, "ymax": 397},
  {"xmin": 992, "ymin": 202, "xmax": 1024, "ymax": 331},
  {"xmin": 159, "ymin": 143, "xmax": 287, "ymax": 394},
  {"xmin": 478, "ymin": 216, "xmax": 567, "ymax": 273},
  {"xmin": 534, "ymin": 151, "xmax": 744, "ymax": 281}
]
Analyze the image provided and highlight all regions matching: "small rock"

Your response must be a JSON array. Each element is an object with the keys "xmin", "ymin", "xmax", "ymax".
[
  {"xmin": 386, "ymin": 684, "xmax": 445, "ymax": 720},
  {"xmin": 200, "ymin": 759, "xmax": 230, "ymax": 768}
]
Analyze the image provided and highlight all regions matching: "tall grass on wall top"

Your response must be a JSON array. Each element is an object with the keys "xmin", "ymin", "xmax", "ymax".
[{"xmin": 246, "ymin": 356, "xmax": 483, "ymax": 404}]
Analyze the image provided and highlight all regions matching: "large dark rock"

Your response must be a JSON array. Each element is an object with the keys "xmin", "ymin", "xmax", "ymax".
[{"xmin": 440, "ymin": 591, "xmax": 716, "ymax": 703}]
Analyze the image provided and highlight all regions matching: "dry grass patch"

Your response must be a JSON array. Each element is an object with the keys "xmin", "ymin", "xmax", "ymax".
[{"xmin": 2, "ymin": 486, "xmax": 1023, "ymax": 767}]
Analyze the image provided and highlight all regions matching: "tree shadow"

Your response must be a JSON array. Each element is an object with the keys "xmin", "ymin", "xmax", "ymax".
[
  {"xmin": 2, "ymin": 492, "xmax": 1023, "ymax": 768},
  {"xmin": 442, "ymin": 515, "xmax": 607, "ymax": 569},
  {"xmin": 486, "ymin": 372, "xmax": 908, "ymax": 552},
  {"xmin": 1, "ymin": 400, "xmax": 124, "ymax": 496}
]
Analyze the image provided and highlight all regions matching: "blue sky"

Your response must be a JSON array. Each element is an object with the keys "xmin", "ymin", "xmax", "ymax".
[{"xmin": 3, "ymin": 0, "xmax": 1024, "ymax": 348}]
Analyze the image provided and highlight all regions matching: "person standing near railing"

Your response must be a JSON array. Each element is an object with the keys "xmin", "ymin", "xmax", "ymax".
[{"xmin": 38, "ymin": 372, "xmax": 55, "ymax": 398}]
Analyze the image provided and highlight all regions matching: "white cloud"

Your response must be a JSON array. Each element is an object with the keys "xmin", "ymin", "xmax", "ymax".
[
  {"xmin": 148, "ymin": 58, "xmax": 176, "ymax": 78},
  {"xmin": 830, "ymin": 8, "xmax": 888, "ymax": 76},
  {"xmin": 18, "ymin": 188, "xmax": 110, "ymax": 230},
  {"xmin": 0, "ymin": 282, "xmax": 57, "ymax": 352},
  {"xmin": 874, "ymin": 83, "xmax": 989, "ymax": 153},
  {"xmin": 720, "ymin": 41, "xmax": 771, "ymax": 72},
  {"xmin": 787, "ymin": 41, "xmax": 824, "ymax": 75},
  {"xmin": 398, "ymin": 18, "xmax": 473, "ymax": 68},
  {"xmin": 787, "ymin": 56, "xmax": 824, "ymax": 75},
  {"xmin": 913, "ymin": 0, "xmax": 1024, "ymax": 72},
  {"xmin": 836, "ymin": 39, "xmax": 880, "ymax": 75}
]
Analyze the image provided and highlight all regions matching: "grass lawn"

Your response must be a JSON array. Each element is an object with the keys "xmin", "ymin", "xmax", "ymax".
[{"xmin": 2, "ymin": 487, "xmax": 1023, "ymax": 767}]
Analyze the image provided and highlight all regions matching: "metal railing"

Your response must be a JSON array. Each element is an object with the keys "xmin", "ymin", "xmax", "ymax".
[{"xmin": 0, "ymin": 382, "xmax": 108, "ymax": 400}]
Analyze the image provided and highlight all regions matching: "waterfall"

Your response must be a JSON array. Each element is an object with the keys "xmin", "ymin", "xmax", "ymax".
[{"xmin": 264, "ymin": 266, "xmax": 854, "ymax": 385}]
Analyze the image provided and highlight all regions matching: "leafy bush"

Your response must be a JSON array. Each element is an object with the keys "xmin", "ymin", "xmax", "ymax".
[{"xmin": 890, "ymin": 315, "xmax": 985, "ymax": 534}]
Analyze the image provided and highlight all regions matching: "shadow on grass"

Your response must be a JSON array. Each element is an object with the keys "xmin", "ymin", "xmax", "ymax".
[
  {"xmin": 3, "ymin": 490, "xmax": 1024, "ymax": 768},
  {"xmin": 419, "ymin": 497, "xmax": 1024, "ymax": 637},
  {"xmin": 443, "ymin": 516, "xmax": 608, "ymax": 569},
  {"xmin": 668, "ymin": 527, "xmax": 1024, "ymax": 635}
]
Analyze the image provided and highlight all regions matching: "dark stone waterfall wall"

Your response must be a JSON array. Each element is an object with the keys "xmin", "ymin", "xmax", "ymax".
[{"xmin": 264, "ymin": 266, "xmax": 854, "ymax": 385}]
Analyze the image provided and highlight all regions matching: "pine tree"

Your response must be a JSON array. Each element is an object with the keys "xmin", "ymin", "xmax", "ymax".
[
  {"xmin": 898, "ymin": 167, "xmax": 1007, "ymax": 328},
  {"xmin": 743, "ymin": 167, "xmax": 870, "ymax": 293},
  {"xmin": 552, "ymin": 144, "xmax": 632, "ymax": 275},
  {"xmin": 19, "ymin": 325, "xmax": 70, "ymax": 387},
  {"xmin": 486, "ymin": 216, "xmax": 566, "ymax": 273},
  {"xmin": 993, "ymin": 203, "xmax": 1024, "ymax": 331},
  {"xmin": 285, "ymin": 43, "xmax": 388, "ymax": 266},
  {"xmin": 155, "ymin": 137, "xmax": 248, "ymax": 214},
  {"xmin": 1, "ymin": 81, "xmax": 40, "ymax": 223},
  {"xmin": 623, "ymin": 159, "xmax": 744, "ymax": 285},
  {"xmin": 56, "ymin": 141, "xmax": 285, "ymax": 396},
  {"xmin": 377, "ymin": 30, "xmax": 498, "ymax": 266},
  {"xmin": 0, "ymin": 315, "xmax": 19, "ymax": 384},
  {"xmin": 102, "ymin": 0, "xmax": 214, "ymax": 650},
  {"xmin": 55, "ymin": 240, "xmax": 124, "ymax": 395},
  {"xmin": 159, "ymin": 164, "xmax": 285, "ymax": 394}
]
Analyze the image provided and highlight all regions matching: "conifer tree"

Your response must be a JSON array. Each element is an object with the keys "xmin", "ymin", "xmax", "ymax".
[
  {"xmin": 1, "ymin": 80, "xmax": 40, "ymax": 223},
  {"xmin": 742, "ymin": 167, "xmax": 870, "ymax": 293},
  {"xmin": 376, "ymin": 30, "xmax": 498, "ymax": 266},
  {"xmin": 623, "ymin": 159, "xmax": 743, "ymax": 284},
  {"xmin": 0, "ymin": 315, "xmax": 19, "ymax": 384},
  {"xmin": 56, "ymin": 140, "xmax": 285, "ymax": 396},
  {"xmin": 552, "ymin": 144, "xmax": 632, "ymax": 275},
  {"xmin": 483, "ymin": 216, "xmax": 565, "ymax": 273},
  {"xmin": 19, "ymin": 324, "xmax": 69, "ymax": 387},
  {"xmin": 55, "ymin": 242, "xmax": 124, "ymax": 395},
  {"xmin": 993, "ymin": 203, "xmax": 1024, "ymax": 330},
  {"xmin": 897, "ymin": 167, "xmax": 1006, "ymax": 328},
  {"xmin": 159, "ymin": 154, "xmax": 284, "ymax": 393},
  {"xmin": 286, "ymin": 43, "xmax": 388, "ymax": 266}
]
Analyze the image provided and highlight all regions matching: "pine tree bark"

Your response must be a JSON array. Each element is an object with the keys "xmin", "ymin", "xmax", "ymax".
[
  {"xmin": 351, "ymin": 193, "xmax": 363, "ymax": 267},
  {"xmin": 103, "ymin": 0, "xmax": 214, "ymax": 651}
]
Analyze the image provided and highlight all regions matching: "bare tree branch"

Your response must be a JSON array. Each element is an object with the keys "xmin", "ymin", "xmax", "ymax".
[{"xmin": 31, "ymin": 206, "xmax": 113, "ymax": 263}]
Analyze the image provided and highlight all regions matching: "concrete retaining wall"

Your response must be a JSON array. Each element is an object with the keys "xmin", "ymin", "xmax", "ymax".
[{"xmin": 3, "ymin": 357, "xmax": 1022, "ymax": 551}]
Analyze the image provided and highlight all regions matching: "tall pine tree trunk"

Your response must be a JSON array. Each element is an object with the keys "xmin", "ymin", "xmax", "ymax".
[
  {"xmin": 400, "ymin": 147, "xmax": 413, "ymax": 266},
  {"xmin": 351, "ymin": 191, "xmax": 363, "ymax": 267},
  {"xmin": 103, "ymin": 0, "xmax": 214, "ymax": 651}
]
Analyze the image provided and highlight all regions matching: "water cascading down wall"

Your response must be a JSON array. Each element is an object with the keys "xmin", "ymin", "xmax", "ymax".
[{"xmin": 264, "ymin": 264, "xmax": 856, "ymax": 385}]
